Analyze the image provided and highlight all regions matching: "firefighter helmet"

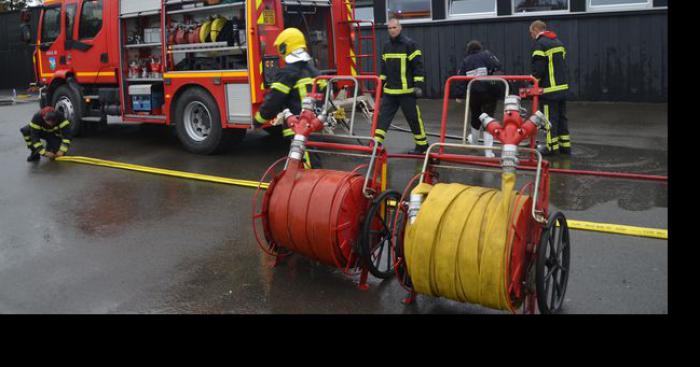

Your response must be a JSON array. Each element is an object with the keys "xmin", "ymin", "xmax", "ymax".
[
  {"xmin": 210, "ymin": 16, "xmax": 228, "ymax": 42},
  {"xmin": 40, "ymin": 106, "xmax": 55, "ymax": 118},
  {"xmin": 199, "ymin": 18, "xmax": 213, "ymax": 43},
  {"xmin": 273, "ymin": 28, "xmax": 307, "ymax": 57}
]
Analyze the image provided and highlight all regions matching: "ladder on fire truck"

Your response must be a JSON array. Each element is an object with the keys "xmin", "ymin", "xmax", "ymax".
[
  {"xmin": 334, "ymin": 0, "xmax": 377, "ymax": 126},
  {"xmin": 341, "ymin": 0, "xmax": 377, "ymax": 88}
]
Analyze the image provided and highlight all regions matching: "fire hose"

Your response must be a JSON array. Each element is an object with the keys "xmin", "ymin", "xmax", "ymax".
[{"xmin": 404, "ymin": 172, "xmax": 529, "ymax": 310}]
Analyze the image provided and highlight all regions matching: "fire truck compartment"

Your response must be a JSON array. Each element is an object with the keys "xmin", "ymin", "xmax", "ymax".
[{"xmin": 128, "ymin": 84, "xmax": 164, "ymax": 113}]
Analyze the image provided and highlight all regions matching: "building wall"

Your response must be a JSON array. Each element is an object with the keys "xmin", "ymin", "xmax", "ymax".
[
  {"xmin": 0, "ymin": 9, "xmax": 37, "ymax": 90},
  {"xmin": 368, "ymin": 2, "xmax": 667, "ymax": 102}
]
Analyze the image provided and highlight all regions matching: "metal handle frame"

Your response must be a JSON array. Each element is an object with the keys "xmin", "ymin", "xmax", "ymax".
[
  {"xmin": 441, "ymin": 75, "xmax": 540, "ymax": 158},
  {"xmin": 419, "ymin": 142, "xmax": 547, "ymax": 224},
  {"xmin": 462, "ymin": 77, "xmax": 511, "ymax": 144},
  {"xmin": 311, "ymin": 75, "xmax": 382, "ymax": 142}
]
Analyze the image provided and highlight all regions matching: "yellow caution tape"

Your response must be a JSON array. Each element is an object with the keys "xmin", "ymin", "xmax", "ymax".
[
  {"xmin": 565, "ymin": 220, "xmax": 667, "ymax": 240},
  {"xmin": 56, "ymin": 156, "xmax": 269, "ymax": 190}
]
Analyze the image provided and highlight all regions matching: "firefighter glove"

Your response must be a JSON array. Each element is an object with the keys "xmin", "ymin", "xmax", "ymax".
[{"xmin": 414, "ymin": 86, "xmax": 423, "ymax": 98}]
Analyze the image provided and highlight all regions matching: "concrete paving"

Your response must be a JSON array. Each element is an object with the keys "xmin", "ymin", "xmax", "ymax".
[{"xmin": 0, "ymin": 98, "xmax": 667, "ymax": 314}]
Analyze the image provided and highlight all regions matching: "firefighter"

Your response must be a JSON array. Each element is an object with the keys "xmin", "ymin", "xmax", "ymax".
[
  {"xmin": 253, "ymin": 27, "xmax": 326, "ymax": 167},
  {"xmin": 530, "ymin": 20, "xmax": 571, "ymax": 156},
  {"xmin": 253, "ymin": 27, "xmax": 326, "ymax": 139},
  {"xmin": 454, "ymin": 40, "xmax": 504, "ymax": 158},
  {"xmin": 375, "ymin": 17, "xmax": 428, "ymax": 155},
  {"xmin": 20, "ymin": 107, "xmax": 72, "ymax": 162}
]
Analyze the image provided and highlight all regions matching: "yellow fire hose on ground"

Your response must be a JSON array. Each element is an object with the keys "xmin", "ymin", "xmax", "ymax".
[
  {"xmin": 404, "ymin": 173, "xmax": 526, "ymax": 311},
  {"xmin": 55, "ymin": 156, "xmax": 666, "ymax": 240},
  {"xmin": 56, "ymin": 156, "xmax": 268, "ymax": 189}
]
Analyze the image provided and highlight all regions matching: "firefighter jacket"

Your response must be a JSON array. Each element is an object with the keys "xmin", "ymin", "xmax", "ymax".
[
  {"xmin": 531, "ymin": 31, "xmax": 569, "ymax": 97},
  {"xmin": 254, "ymin": 58, "xmax": 327, "ymax": 133},
  {"xmin": 380, "ymin": 34, "xmax": 425, "ymax": 95},
  {"xmin": 455, "ymin": 49, "xmax": 503, "ymax": 98},
  {"xmin": 29, "ymin": 111, "xmax": 71, "ymax": 155}
]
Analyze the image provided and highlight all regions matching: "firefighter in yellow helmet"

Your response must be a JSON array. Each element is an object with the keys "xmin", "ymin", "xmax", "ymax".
[{"xmin": 253, "ymin": 28, "xmax": 327, "ymax": 139}]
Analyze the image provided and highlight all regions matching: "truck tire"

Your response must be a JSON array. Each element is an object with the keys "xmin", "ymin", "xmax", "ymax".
[
  {"xmin": 52, "ymin": 85, "xmax": 84, "ymax": 137},
  {"xmin": 174, "ymin": 88, "xmax": 243, "ymax": 154}
]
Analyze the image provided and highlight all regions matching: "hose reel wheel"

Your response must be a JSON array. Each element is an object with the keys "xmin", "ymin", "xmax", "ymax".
[
  {"xmin": 535, "ymin": 211, "xmax": 571, "ymax": 314},
  {"xmin": 359, "ymin": 190, "xmax": 402, "ymax": 279}
]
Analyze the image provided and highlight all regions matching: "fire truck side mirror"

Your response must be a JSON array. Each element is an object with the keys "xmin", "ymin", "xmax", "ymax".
[
  {"xmin": 20, "ymin": 9, "xmax": 32, "ymax": 44},
  {"xmin": 20, "ymin": 23, "xmax": 32, "ymax": 44}
]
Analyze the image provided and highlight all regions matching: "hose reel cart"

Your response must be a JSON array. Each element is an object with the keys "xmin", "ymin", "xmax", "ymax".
[
  {"xmin": 392, "ymin": 75, "xmax": 572, "ymax": 314},
  {"xmin": 253, "ymin": 75, "xmax": 400, "ymax": 289}
]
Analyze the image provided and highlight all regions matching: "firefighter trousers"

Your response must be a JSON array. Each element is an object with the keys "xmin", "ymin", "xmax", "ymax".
[
  {"xmin": 375, "ymin": 94, "xmax": 427, "ymax": 147},
  {"xmin": 541, "ymin": 98, "xmax": 571, "ymax": 153},
  {"xmin": 20, "ymin": 125, "xmax": 61, "ymax": 153},
  {"xmin": 469, "ymin": 93, "xmax": 498, "ymax": 130}
]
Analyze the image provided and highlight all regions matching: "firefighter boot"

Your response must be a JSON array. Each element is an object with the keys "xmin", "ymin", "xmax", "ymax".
[
  {"xmin": 538, "ymin": 144, "xmax": 558, "ymax": 157},
  {"xmin": 406, "ymin": 144, "xmax": 428, "ymax": 155},
  {"xmin": 483, "ymin": 131, "xmax": 495, "ymax": 158},
  {"xmin": 27, "ymin": 150, "xmax": 40, "ymax": 162}
]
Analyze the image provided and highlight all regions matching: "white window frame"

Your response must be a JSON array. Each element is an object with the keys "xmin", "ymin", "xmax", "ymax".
[
  {"xmin": 386, "ymin": 0, "xmax": 433, "ymax": 24},
  {"xmin": 511, "ymin": 0, "xmax": 571, "ymax": 17},
  {"xmin": 355, "ymin": 6, "xmax": 375, "ymax": 21},
  {"xmin": 587, "ymin": 0, "xmax": 655, "ymax": 13},
  {"xmin": 446, "ymin": 0, "xmax": 498, "ymax": 20}
]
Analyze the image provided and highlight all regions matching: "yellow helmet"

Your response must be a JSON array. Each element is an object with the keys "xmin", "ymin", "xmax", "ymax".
[
  {"xmin": 273, "ymin": 28, "xmax": 307, "ymax": 57},
  {"xmin": 210, "ymin": 16, "xmax": 227, "ymax": 42},
  {"xmin": 199, "ymin": 18, "xmax": 213, "ymax": 43}
]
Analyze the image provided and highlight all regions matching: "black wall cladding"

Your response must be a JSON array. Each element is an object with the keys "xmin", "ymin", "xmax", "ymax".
[
  {"xmin": 0, "ymin": 8, "xmax": 39, "ymax": 91},
  {"xmin": 366, "ymin": 9, "xmax": 667, "ymax": 102}
]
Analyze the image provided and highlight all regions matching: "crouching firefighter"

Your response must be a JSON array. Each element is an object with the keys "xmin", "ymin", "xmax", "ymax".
[
  {"xmin": 253, "ymin": 27, "xmax": 327, "ymax": 167},
  {"xmin": 21, "ymin": 107, "xmax": 72, "ymax": 162}
]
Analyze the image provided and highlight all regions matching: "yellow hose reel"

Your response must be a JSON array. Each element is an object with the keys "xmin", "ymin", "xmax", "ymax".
[
  {"xmin": 404, "ymin": 173, "xmax": 531, "ymax": 311},
  {"xmin": 395, "ymin": 143, "xmax": 571, "ymax": 314}
]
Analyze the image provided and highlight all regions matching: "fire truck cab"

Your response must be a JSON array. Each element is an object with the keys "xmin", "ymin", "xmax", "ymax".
[{"xmin": 24, "ymin": 0, "xmax": 374, "ymax": 154}]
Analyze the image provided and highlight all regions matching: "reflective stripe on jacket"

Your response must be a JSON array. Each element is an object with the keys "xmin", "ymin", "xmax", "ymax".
[
  {"xmin": 29, "ymin": 111, "xmax": 71, "ymax": 154},
  {"xmin": 254, "ymin": 60, "xmax": 327, "ymax": 124},
  {"xmin": 531, "ymin": 32, "xmax": 569, "ymax": 96},
  {"xmin": 380, "ymin": 34, "xmax": 425, "ymax": 95}
]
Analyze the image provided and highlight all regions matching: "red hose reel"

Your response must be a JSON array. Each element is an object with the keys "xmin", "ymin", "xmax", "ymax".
[{"xmin": 253, "ymin": 81, "xmax": 397, "ymax": 289}]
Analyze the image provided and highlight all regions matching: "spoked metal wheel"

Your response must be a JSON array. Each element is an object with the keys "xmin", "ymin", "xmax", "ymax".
[
  {"xmin": 392, "ymin": 203, "xmax": 412, "ymax": 290},
  {"xmin": 183, "ymin": 101, "xmax": 212, "ymax": 142},
  {"xmin": 359, "ymin": 190, "xmax": 401, "ymax": 279},
  {"xmin": 536, "ymin": 212, "xmax": 571, "ymax": 314}
]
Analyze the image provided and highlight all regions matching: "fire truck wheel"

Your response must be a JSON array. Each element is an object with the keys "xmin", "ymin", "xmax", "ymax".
[
  {"xmin": 52, "ymin": 85, "xmax": 83, "ymax": 137},
  {"xmin": 174, "ymin": 88, "xmax": 231, "ymax": 154}
]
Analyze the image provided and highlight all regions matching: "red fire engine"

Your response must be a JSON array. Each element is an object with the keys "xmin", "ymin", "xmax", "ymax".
[{"xmin": 22, "ymin": 0, "xmax": 376, "ymax": 154}]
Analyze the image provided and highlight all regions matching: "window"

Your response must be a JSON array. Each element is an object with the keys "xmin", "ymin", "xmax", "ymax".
[
  {"xmin": 41, "ymin": 6, "xmax": 61, "ymax": 43},
  {"xmin": 79, "ymin": 0, "xmax": 103, "ymax": 40},
  {"xmin": 387, "ymin": 0, "xmax": 432, "ymax": 21},
  {"xmin": 513, "ymin": 0, "xmax": 569, "ymax": 13},
  {"xmin": 589, "ymin": 0, "xmax": 652, "ymax": 10},
  {"xmin": 356, "ymin": 0, "xmax": 375, "ymax": 21},
  {"xmin": 449, "ymin": 0, "xmax": 497, "ymax": 17},
  {"xmin": 65, "ymin": 4, "xmax": 77, "ymax": 40}
]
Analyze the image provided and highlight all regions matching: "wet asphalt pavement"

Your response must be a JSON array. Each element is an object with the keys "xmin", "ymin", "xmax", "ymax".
[{"xmin": 0, "ymin": 98, "xmax": 667, "ymax": 314}]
